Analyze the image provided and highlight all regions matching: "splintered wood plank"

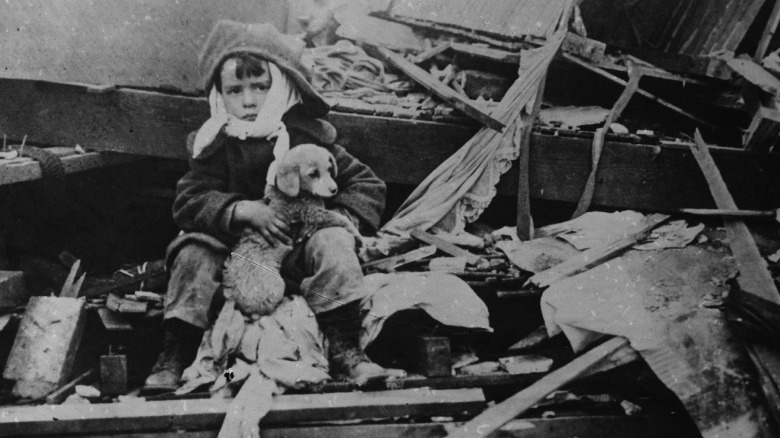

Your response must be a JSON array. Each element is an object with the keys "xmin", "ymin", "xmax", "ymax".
[
  {"xmin": 0, "ymin": 388, "xmax": 485, "ymax": 436},
  {"xmin": 446, "ymin": 337, "xmax": 630, "ymax": 438},
  {"xmin": 690, "ymin": 131, "xmax": 780, "ymax": 304},
  {"xmin": 528, "ymin": 214, "xmax": 670, "ymax": 289},
  {"xmin": 376, "ymin": 47, "xmax": 506, "ymax": 132}
]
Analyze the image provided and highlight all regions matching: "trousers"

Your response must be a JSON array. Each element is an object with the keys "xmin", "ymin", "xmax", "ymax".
[{"xmin": 164, "ymin": 227, "xmax": 365, "ymax": 329}]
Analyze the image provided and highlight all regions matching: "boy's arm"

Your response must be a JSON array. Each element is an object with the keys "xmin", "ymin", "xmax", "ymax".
[
  {"xmin": 328, "ymin": 144, "xmax": 386, "ymax": 234},
  {"xmin": 173, "ymin": 144, "xmax": 245, "ymax": 241}
]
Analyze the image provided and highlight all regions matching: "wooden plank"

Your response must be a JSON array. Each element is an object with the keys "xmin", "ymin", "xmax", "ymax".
[
  {"xmin": 755, "ymin": 0, "xmax": 780, "ymax": 61},
  {"xmin": 690, "ymin": 131, "xmax": 780, "ymax": 304},
  {"xmin": 361, "ymin": 244, "xmax": 437, "ymax": 272},
  {"xmin": 528, "ymin": 214, "xmax": 670, "ymax": 289},
  {"xmin": 450, "ymin": 42, "xmax": 521, "ymax": 64},
  {"xmin": 0, "ymin": 388, "xmax": 485, "ymax": 437},
  {"xmin": 446, "ymin": 337, "xmax": 630, "ymax": 438},
  {"xmin": 726, "ymin": 56, "xmax": 780, "ymax": 96},
  {"xmin": 0, "ymin": 151, "xmax": 139, "ymax": 186},
  {"xmin": 1, "ymin": 79, "xmax": 780, "ymax": 212},
  {"xmin": 375, "ymin": 47, "xmax": 506, "ymax": 132},
  {"xmin": 412, "ymin": 42, "xmax": 453, "ymax": 64},
  {"xmin": 410, "ymin": 229, "xmax": 481, "ymax": 264},
  {"xmin": 561, "ymin": 53, "xmax": 713, "ymax": 128},
  {"xmin": 680, "ymin": 208, "xmax": 778, "ymax": 218},
  {"xmin": 572, "ymin": 71, "xmax": 642, "ymax": 218},
  {"xmin": 40, "ymin": 414, "xmax": 698, "ymax": 438},
  {"xmin": 44, "ymin": 368, "xmax": 96, "ymax": 405},
  {"xmin": 743, "ymin": 106, "xmax": 780, "ymax": 152},
  {"xmin": 516, "ymin": 76, "xmax": 546, "ymax": 240}
]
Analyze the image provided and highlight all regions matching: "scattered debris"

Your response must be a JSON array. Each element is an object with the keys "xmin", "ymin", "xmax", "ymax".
[{"xmin": 499, "ymin": 355, "xmax": 553, "ymax": 374}]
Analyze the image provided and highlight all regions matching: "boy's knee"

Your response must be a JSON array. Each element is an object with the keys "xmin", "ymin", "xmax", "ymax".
[{"xmin": 307, "ymin": 227, "xmax": 355, "ymax": 249}]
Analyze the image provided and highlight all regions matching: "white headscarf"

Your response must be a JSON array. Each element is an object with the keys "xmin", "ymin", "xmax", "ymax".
[{"xmin": 192, "ymin": 63, "xmax": 302, "ymax": 185}]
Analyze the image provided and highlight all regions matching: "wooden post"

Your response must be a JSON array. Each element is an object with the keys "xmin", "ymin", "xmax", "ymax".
[
  {"xmin": 689, "ymin": 131, "xmax": 780, "ymax": 304},
  {"xmin": 755, "ymin": 0, "xmax": 780, "ymax": 62}
]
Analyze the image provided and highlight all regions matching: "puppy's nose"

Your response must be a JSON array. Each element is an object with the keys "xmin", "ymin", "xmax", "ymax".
[{"xmin": 329, "ymin": 186, "xmax": 337, "ymax": 195}]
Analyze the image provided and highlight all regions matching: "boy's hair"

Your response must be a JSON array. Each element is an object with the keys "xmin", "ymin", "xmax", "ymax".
[{"xmin": 213, "ymin": 52, "xmax": 268, "ymax": 92}]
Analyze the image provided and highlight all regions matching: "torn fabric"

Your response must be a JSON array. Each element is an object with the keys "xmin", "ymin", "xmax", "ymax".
[
  {"xmin": 380, "ymin": 28, "xmax": 568, "ymax": 237},
  {"xmin": 359, "ymin": 272, "xmax": 492, "ymax": 349}
]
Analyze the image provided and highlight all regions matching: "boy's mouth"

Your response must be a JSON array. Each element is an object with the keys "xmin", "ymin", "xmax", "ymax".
[{"xmin": 240, "ymin": 114, "xmax": 257, "ymax": 121}]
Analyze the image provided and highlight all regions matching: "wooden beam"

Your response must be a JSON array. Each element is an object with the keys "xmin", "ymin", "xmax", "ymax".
[
  {"xmin": 411, "ymin": 42, "xmax": 452, "ymax": 64},
  {"xmin": 755, "ymin": 0, "xmax": 780, "ymax": 62},
  {"xmin": 22, "ymin": 414, "xmax": 697, "ymax": 438},
  {"xmin": 446, "ymin": 337, "xmax": 630, "ymax": 438},
  {"xmin": 516, "ymin": 76, "xmax": 546, "ymax": 240},
  {"xmin": 572, "ymin": 70, "xmax": 642, "ymax": 218},
  {"xmin": 0, "ymin": 388, "xmax": 485, "ymax": 437},
  {"xmin": 561, "ymin": 53, "xmax": 713, "ymax": 128},
  {"xmin": 743, "ymin": 106, "xmax": 780, "ymax": 152},
  {"xmin": 528, "ymin": 214, "xmax": 670, "ymax": 289},
  {"xmin": 680, "ymin": 208, "xmax": 778, "ymax": 219},
  {"xmin": 726, "ymin": 56, "xmax": 780, "ymax": 97},
  {"xmin": 410, "ymin": 229, "xmax": 481, "ymax": 264},
  {"xmin": 44, "ymin": 368, "xmax": 96, "ymax": 405},
  {"xmin": 690, "ymin": 131, "xmax": 780, "ymax": 305},
  {"xmin": 375, "ymin": 47, "xmax": 506, "ymax": 132},
  {"xmin": 1, "ymin": 79, "xmax": 779, "ymax": 212},
  {"xmin": 0, "ymin": 150, "xmax": 139, "ymax": 186},
  {"xmin": 450, "ymin": 42, "xmax": 521, "ymax": 64}
]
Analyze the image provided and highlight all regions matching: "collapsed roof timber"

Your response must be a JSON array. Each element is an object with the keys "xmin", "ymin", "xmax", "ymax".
[{"xmin": 0, "ymin": 0, "xmax": 779, "ymax": 437}]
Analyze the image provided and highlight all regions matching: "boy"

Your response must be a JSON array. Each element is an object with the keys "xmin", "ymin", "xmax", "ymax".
[{"xmin": 144, "ymin": 20, "xmax": 396, "ymax": 393}]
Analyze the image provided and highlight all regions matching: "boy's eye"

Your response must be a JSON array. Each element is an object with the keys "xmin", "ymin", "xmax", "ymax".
[
  {"xmin": 252, "ymin": 84, "xmax": 269, "ymax": 92},
  {"xmin": 225, "ymin": 87, "xmax": 241, "ymax": 95}
]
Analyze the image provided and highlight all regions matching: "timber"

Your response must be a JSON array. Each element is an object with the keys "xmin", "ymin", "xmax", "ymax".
[
  {"xmin": 0, "ymin": 388, "xmax": 485, "ymax": 437},
  {"xmin": 0, "ymin": 79, "xmax": 779, "ymax": 212},
  {"xmin": 0, "ymin": 150, "xmax": 139, "ymax": 187},
  {"xmin": 690, "ymin": 131, "xmax": 780, "ymax": 305},
  {"xmin": 446, "ymin": 337, "xmax": 631, "ymax": 438},
  {"xmin": 528, "ymin": 214, "xmax": 670, "ymax": 288}
]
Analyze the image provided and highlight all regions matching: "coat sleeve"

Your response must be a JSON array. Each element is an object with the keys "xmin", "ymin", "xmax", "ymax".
[
  {"xmin": 328, "ymin": 144, "xmax": 386, "ymax": 234},
  {"xmin": 172, "ymin": 136, "xmax": 245, "ymax": 242}
]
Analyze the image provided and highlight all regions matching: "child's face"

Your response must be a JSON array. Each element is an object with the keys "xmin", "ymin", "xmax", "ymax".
[{"xmin": 220, "ymin": 58, "xmax": 272, "ymax": 121}]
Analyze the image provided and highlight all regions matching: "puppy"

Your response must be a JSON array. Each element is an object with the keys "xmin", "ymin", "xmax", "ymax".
[{"xmin": 223, "ymin": 144, "xmax": 360, "ymax": 317}]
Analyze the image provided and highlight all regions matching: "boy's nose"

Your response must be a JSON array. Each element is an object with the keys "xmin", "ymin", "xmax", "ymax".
[{"xmin": 242, "ymin": 90, "xmax": 256, "ymax": 107}]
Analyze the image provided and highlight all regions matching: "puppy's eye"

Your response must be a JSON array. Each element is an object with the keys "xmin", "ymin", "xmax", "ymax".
[
  {"xmin": 308, "ymin": 170, "xmax": 319, "ymax": 178},
  {"xmin": 327, "ymin": 166, "xmax": 334, "ymax": 176}
]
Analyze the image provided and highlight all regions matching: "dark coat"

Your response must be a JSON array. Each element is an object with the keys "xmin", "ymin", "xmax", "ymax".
[{"xmin": 172, "ymin": 111, "xmax": 386, "ymax": 248}]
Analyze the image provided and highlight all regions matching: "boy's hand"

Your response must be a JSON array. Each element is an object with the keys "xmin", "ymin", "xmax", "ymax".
[{"xmin": 233, "ymin": 200, "xmax": 291, "ymax": 247}]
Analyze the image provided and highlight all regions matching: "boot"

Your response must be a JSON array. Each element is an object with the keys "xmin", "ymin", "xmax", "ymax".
[
  {"xmin": 317, "ymin": 302, "xmax": 406, "ymax": 385},
  {"xmin": 143, "ymin": 319, "xmax": 203, "ymax": 394}
]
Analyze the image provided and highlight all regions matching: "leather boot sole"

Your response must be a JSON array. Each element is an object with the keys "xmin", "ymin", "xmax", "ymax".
[{"xmin": 141, "ymin": 369, "xmax": 181, "ymax": 395}]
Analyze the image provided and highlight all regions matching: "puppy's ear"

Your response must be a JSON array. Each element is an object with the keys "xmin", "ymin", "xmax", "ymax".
[
  {"xmin": 328, "ymin": 153, "xmax": 338, "ymax": 178},
  {"xmin": 276, "ymin": 163, "xmax": 300, "ymax": 197}
]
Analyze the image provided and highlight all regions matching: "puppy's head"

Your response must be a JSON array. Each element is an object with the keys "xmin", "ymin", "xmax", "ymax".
[{"xmin": 275, "ymin": 144, "xmax": 338, "ymax": 198}]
